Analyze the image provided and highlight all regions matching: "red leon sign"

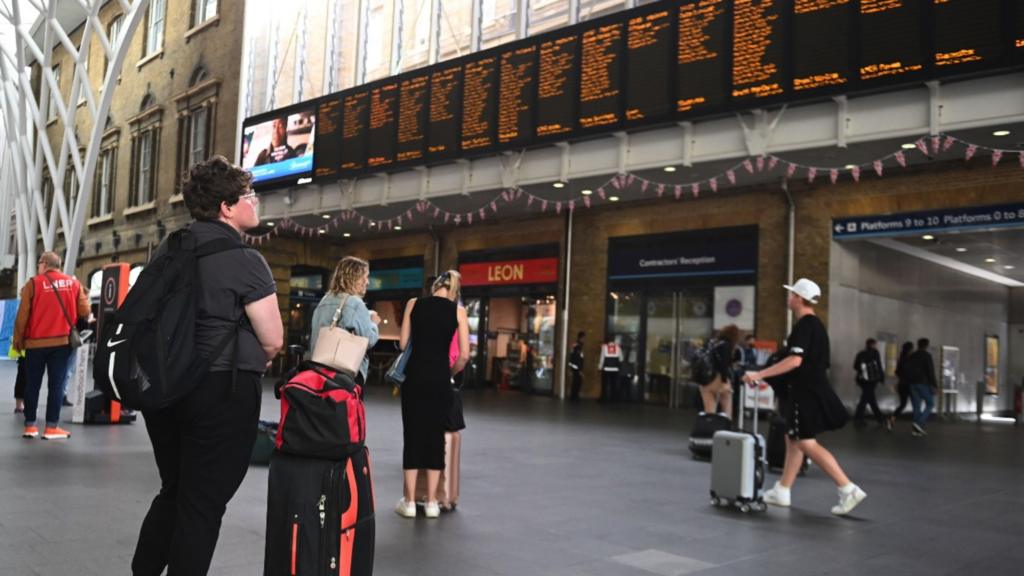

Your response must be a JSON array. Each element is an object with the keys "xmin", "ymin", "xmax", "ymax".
[{"xmin": 459, "ymin": 258, "xmax": 559, "ymax": 287}]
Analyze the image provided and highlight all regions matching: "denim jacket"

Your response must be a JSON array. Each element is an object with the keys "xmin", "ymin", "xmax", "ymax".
[{"xmin": 309, "ymin": 292, "xmax": 380, "ymax": 381}]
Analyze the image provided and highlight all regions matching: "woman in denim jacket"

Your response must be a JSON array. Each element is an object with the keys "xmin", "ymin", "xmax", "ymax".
[{"xmin": 309, "ymin": 256, "xmax": 380, "ymax": 383}]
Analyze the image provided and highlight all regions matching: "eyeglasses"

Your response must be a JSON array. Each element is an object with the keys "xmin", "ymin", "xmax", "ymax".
[{"xmin": 239, "ymin": 190, "xmax": 259, "ymax": 204}]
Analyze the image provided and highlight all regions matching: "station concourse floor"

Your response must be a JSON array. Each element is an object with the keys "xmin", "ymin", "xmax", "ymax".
[{"xmin": 0, "ymin": 360, "xmax": 1022, "ymax": 576}]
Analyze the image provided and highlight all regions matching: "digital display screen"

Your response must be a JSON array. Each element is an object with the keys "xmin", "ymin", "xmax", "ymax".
[
  {"xmin": 256, "ymin": 0, "xmax": 1023, "ymax": 187},
  {"xmin": 241, "ymin": 106, "xmax": 315, "ymax": 187}
]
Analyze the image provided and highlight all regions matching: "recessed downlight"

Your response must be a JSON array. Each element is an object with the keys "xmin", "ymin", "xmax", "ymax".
[
  {"xmin": 343, "ymin": 232, "xmax": 351, "ymax": 238},
  {"xmin": 318, "ymin": 229, "xmax": 326, "ymax": 235},
  {"xmin": 901, "ymin": 143, "xmax": 917, "ymax": 150},
  {"xmin": 955, "ymin": 247, "xmax": 967, "ymax": 253},
  {"xmin": 922, "ymin": 234, "xmax": 935, "ymax": 241},
  {"xmin": 1005, "ymin": 265, "xmax": 1016, "ymax": 270},
  {"xmin": 581, "ymin": 189, "xmax": 593, "ymax": 196},
  {"xmin": 394, "ymin": 225, "xmax": 402, "ymax": 230},
  {"xmin": 663, "ymin": 166, "xmax": 677, "ymax": 173},
  {"xmin": 985, "ymin": 258, "xmax": 997, "ymax": 263},
  {"xmin": 845, "ymin": 164, "xmax": 858, "ymax": 170},
  {"xmin": 609, "ymin": 196, "xmax": 620, "ymax": 202},
  {"xmin": 553, "ymin": 181, "xmax": 565, "ymax": 189},
  {"xmin": 321, "ymin": 214, "xmax": 330, "ymax": 220},
  {"xmin": 267, "ymin": 221, "xmax": 275, "ymax": 227},
  {"xmin": 993, "ymin": 130, "xmax": 1011, "ymax": 137}
]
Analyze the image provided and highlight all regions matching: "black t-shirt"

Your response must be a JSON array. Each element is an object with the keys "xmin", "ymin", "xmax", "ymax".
[
  {"xmin": 786, "ymin": 314, "xmax": 830, "ymax": 392},
  {"xmin": 154, "ymin": 220, "xmax": 277, "ymax": 373}
]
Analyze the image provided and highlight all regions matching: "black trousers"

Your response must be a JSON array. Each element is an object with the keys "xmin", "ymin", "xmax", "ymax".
[
  {"xmin": 892, "ymin": 383, "xmax": 911, "ymax": 417},
  {"xmin": 570, "ymin": 369, "xmax": 582, "ymax": 400},
  {"xmin": 13, "ymin": 356, "xmax": 25, "ymax": 399},
  {"xmin": 854, "ymin": 381, "xmax": 885, "ymax": 423},
  {"xmin": 132, "ymin": 371, "xmax": 262, "ymax": 576},
  {"xmin": 600, "ymin": 371, "xmax": 618, "ymax": 402}
]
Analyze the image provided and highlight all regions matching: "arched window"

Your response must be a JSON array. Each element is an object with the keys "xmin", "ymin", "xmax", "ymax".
[
  {"xmin": 190, "ymin": 66, "xmax": 208, "ymax": 86},
  {"xmin": 140, "ymin": 94, "xmax": 154, "ymax": 111}
]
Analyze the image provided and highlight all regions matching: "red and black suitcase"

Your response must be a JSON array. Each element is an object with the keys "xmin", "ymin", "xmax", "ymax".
[{"xmin": 264, "ymin": 448, "xmax": 376, "ymax": 575}]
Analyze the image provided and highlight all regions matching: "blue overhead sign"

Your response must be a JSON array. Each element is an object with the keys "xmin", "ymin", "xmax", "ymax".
[{"xmin": 832, "ymin": 203, "xmax": 1024, "ymax": 240}]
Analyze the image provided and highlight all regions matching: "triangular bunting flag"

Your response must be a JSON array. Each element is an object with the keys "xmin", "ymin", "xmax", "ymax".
[
  {"xmin": 691, "ymin": 183, "xmax": 700, "ymax": 198},
  {"xmin": 873, "ymin": 159, "xmax": 884, "ymax": 177},
  {"xmin": 895, "ymin": 151, "xmax": 906, "ymax": 167},
  {"xmin": 541, "ymin": 200, "xmax": 548, "ymax": 212},
  {"xmin": 397, "ymin": 216, "xmax": 403, "ymax": 226},
  {"xmin": 768, "ymin": 156, "xmax": 779, "ymax": 172},
  {"xmin": 743, "ymin": 159, "xmax": 754, "ymax": 174},
  {"xmin": 965, "ymin": 145, "xmax": 977, "ymax": 162},
  {"xmin": 528, "ymin": 196, "xmax": 535, "ymax": 207},
  {"xmin": 829, "ymin": 169, "xmax": 839, "ymax": 184},
  {"xmin": 612, "ymin": 176, "xmax": 622, "ymax": 190},
  {"xmin": 756, "ymin": 156, "xmax": 765, "ymax": 172},
  {"xmin": 657, "ymin": 184, "xmax": 665, "ymax": 198},
  {"xmin": 1019, "ymin": 152, "xmax": 1024, "ymax": 168},
  {"xmin": 726, "ymin": 170, "xmax": 736, "ymax": 184},
  {"xmin": 626, "ymin": 174, "xmax": 635, "ymax": 186},
  {"xmin": 556, "ymin": 202, "xmax": 562, "ymax": 214},
  {"xmin": 931, "ymin": 135, "xmax": 941, "ymax": 155},
  {"xmin": 851, "ymin": 166, "xmax": 861, "ymax": 182},
  {"xmin": 641, "ymin": 180, "xmax": 649, "ymax": 194},
  {"xmin": 490, "ymin": 201, "xmax": 497, "ymax": 212},
  {"xmin": 598, "ymin": 188, "xmax": 606, "ymax": 200},
  {"xmin": 915, "ymin": 139, "xmax": 929, "ymax": 156},
  {"xmin": 807, "ymin": 167, "xmax": 817, "ymax": 183},
  {"xmin": 569, "ymin": 200, "xmax": 575, "ymax": 212},
  {"xmin": 786, "ymin": 163, "xmax": 798, "ymax": 179},
  {"xmin": 709, "ymin": 177, "xmax": 718, "ymax": 192},
  {"xmin": 943, "ymin": 136, "xmax": 955, "ymax": 152},
  {"xmin": 583, "ymin": 196, "xmax": 591, "ymax": 208},
  {"xmin": 992, "ymin": 150, "xmax": 1003, "ymax": 166},
  {"xmin": 674, "ymin": 185, "xmax": 682, "ymax": 199},
  {"xmin": 479, "ymin": 208, "xmax": 485, "ymax": 219},
  {"xmin": 444, "ymin": 213, "xmax": 450, "ymax": 224},
  {"xmin": 467, "ymin": 213, "xmax": 473, "ymax": 224},
  {"xmin": 434, "ymin": 207, "xmax": 441, "ymax": 217}
]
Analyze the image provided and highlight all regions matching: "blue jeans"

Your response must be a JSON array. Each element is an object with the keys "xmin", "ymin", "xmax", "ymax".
[
  {"xmin": 24, "ymin": 346, "xmax": 73, "ymax": 427},
  {"xmin": 910, "ymin": 383, "xmax": 935, "ymax": 429}
]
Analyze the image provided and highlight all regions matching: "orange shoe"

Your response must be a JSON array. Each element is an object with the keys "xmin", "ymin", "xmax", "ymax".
[
  {"xmin": 42, "ymin": 426, "xmax": 71, "ymax": 440},
  {"xmin": 22, "ymin": 425, "xmax": 39, "ymax": 439}
]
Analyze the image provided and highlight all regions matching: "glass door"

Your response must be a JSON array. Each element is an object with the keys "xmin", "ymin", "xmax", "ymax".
[
  {"xmin": 460, "ymin": 298, "xmax": 486, "ymax": 389},
  {"xmin": 525, "ymin": 296, "xmax": 557, "ymax": 394},
  {"xmin": 643, "ymin": 293, "xmax": 676, "ymax": 405},
  {"xmin": 607, "ymin": 291, "xmax": 642, "ymax": 399}
]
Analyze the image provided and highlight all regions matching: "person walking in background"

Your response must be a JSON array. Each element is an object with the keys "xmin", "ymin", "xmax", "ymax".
[
  {"xmin": 888, "ymin": 341, "xmax": 915, "ymax": 429},
  {"xmin": 396, "ymin": 271, "xmax": 470, "ymax": 519},
  {"xmin": 700, "ymin": 325, "xmax": 740, "ymax": 419},
  {"xmin": 902, "ymin": 338, "xmax": 937, "ymax": 437},
  {"xmin": 131, "ymin": 156, "xmax": 283, "ymax": 576},
  {"xmin": 11, "ymin": 251, "xmax": 89, "ymax": 440},
  {"xmin": 853, "ymin": 338, "xmax": 888, "ymax": 430},
  {"xmin": 309, "ymin": 256, "xmax": 380, "ymax": 385},
  {"xmin": 598, "ymin": 335, "xmax": 623, "ymax": 403},
  {"xmin": 743, "ymin": 278, "xmax": 866, "ymax": 516},
  {"xmin": 569, "ymin": 331, "xmax": 585, "ymax": 401}
]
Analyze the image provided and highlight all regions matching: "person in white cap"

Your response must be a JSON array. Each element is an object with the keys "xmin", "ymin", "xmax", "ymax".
[{"xmin": 742, "ymin": 278, "xmax": 867, "ymax": 516}]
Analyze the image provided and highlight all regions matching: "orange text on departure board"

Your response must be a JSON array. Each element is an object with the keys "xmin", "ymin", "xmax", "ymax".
[
  {"xmin": 428, "ymin": 68, "xmax": 459, "ymax": 154},
  {"xmin": 733, "ymin": 0, "xmax": 784, "ymax": 98},
  {"xmin": 580, "ymin": 23, "xmax": 622, "ymax": 128},
  {"xmin": 397, "ymin": 75, "xmax": 428, "ymax": 162},
  {"xmin": 626, "ymin": 10, "xmax": 671, "ymax": 121},
  {"xmin": 368, "ymin": 83, "xmax": 397, "ymax": 167},
  {"xmin": 499, "ymin": 45, "xmax": 536, "ymax": 143},
  {"xmin": 537, "ymin": 36, "xmax": 576, "ymax": 137},
  {"xmin": 462, "ymin": 57, "xmax": 497, "ymax": 150},
  {"xmin": 677, "ymin": 0, "xmax": 725, "ymax": 112}
]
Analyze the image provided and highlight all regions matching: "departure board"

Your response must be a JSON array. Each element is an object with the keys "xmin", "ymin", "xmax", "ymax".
[
  {"xmin": 341, "ymin": 90, "xmax": 369, "ymax": 171},
  {"xmin": 367, "ymin": 83, "xmax": 398, "ymax": 168},
  {"xmin": 733, "ymin": 0, "xmax": 786, "ymax": 99},
  {"xmin": 498, "ymin": 45, "xmax": 537, "ymax": 145},
  {"xmin": 793, "ymin": 0, "xmax": 852, "ymax": 92},
  {"xmin": 580, "ymin": 23, "xmax": 624, "ymax": 129},
  {"xmin": 265, "ymin": 0, "xmax": 1024, "ymax": 186},
  {"xmin": 462, "ymin": 57, "xmax": 498, "ymax": 151},
  {"xmin": 677, "ymin": 0, "xmax": 727, "ymax": 113},
  {"xmin": 860, "ymin": 0, "xmax": 925, "ymax": 81},
  {"xmin": 933, "ymin": 0, "xmax": 1001, "ymax": 69},
  {"xmin": 397, "ymin": 75, "xmax": 429, "ymax": 163},
  {"xmin": 428, "ymin": 66, "xmax": 461, "ymax": 158},
  {"xmin": 314, "ymin": 97, "xmax": 342, "ymax": 180},
  {"xmin": 537, "ymin": 35, "xmax": 578, "ymax": 138},
  {"xmin": 625, "ymin": 8, "xmax": 673, "ymax": 123}
]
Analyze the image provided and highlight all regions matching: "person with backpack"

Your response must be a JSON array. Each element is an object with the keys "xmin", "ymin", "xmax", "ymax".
[
  {"xmin": 699, "ymin": 325, "xmax": 740, "ymax": 419},
  {"xmin": 598, "ymin": 335, "xmax": 623, "ymax": 403},
  {"xmin": 309, "ymin": 256, "xmax": 380, "ymax": 385},
  {"xmin": 11, "ymin": 251, "xmax": 90, "ymax": 439},
  {"xmin": 853, "ymin": 338, "xmax": 888, "ymax": 429},
  {"xmin": 130, "ymin": 156, "xmax": 282, "ymax": 576},
  {"xmin": 888, "ymin": 341, "xmax": 914, "ymax": 429},
  {"xmin": 742, "ymin": 278, "xmax": 867, "ymax": 516}
]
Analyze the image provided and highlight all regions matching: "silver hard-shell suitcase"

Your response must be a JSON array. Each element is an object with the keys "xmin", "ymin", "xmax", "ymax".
[{"xmin": 709, "ymin": 379, "xmax": 768, "ymax": 513}]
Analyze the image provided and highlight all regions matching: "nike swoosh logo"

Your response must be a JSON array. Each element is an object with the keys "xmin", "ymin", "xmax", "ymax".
[{"xmin": 107, "ymin": 339, "xmax": 127, "ymax": 347}]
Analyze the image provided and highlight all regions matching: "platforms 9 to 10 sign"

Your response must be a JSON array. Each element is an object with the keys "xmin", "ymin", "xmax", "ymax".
[{"xmin": 293, "ymin": 0, "xmax": 1023, "ymax": 184}]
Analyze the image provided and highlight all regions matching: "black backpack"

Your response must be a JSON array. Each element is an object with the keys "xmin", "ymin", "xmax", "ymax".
[
  {"xmin": 690, "ymin": 340, "xmax": 722, "ymax": 386},
  {"xmin": 93, "ymin": 228, "xmax": 248, "ymax": 410}
]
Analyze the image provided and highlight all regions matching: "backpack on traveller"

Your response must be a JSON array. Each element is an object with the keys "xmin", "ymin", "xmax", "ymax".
[
  {"xmin": 690, "ymin": 339, "xmax": 723, "ymax": 386},
  {"xmin": 93, "ymin": 227, "xmax": 248, "ymax": 411}
]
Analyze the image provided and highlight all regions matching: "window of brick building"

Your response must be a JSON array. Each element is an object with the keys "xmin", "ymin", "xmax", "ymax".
[
  {"xmin": 129, "ymin": 96, "xmax": 161, "ymax": 208},
  {"xmin": 105, "ymin": 15, "xmax": 124, "ymax": 77},
  {"xmin": 92, "ymin": 146, "xmax": 116, "ymax": 218},
  {"xmin": 193, "ymin": 0, "xmax": 218, "ymax": 27},
  {"xmin": 174, "ymin": 68, "xmax": 219, "ymax": 193},
  {"xmin": 145, "ymin": 0, "xmax": 166, "ymax": 57},
  {"xmin": 48, "ymin": 64, "xmax": 61, "ymax": 121}
]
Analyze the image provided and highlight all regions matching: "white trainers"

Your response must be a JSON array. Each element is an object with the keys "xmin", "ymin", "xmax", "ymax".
[
  {"xmin": 831, "ymin": 484, "xmax": 867, "ymax": 516},
  {"xmin": 911, "ymin": 423, "xmax": 928, "ymax": 436},
  {"xmin": 424, "ymin": 501, "xmax": 441, "ymax": 519},
  {"xmin": 763, "ymin": 482, "xmax": 791, "ymax": 507},
  {"xmin": 395, "ymin": 498, "xmax": 416, "ymax": 518}
]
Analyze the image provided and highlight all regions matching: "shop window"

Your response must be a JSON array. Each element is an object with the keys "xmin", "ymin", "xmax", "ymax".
[
  {"xmin": 145, "ymin": 0, "xmax": 166, "ymax": 57},
  {"xmin": 192, "ymin": 0, "xmax": 218, "ymax": 27},
  {"xmin": 438, "ymin": 0, "xmax": 472, "ymax": 62},
  {"xmin": 398, "ymin": 0, "xmax": 433, "ymax": 71},
  {"xmin": 528, "ymin": 0, "xmax": 569, "ymax": 36},
  {"xmin": 481, "ymin": 0, "xmax": 518, "ymax": 50},
  {"xmin": 364, "ymin": 0, "xmax": 395, "ymax": 82},
  {"xmin": 92, "ymin": 146, "xmax": 116, "ymax": 218}
]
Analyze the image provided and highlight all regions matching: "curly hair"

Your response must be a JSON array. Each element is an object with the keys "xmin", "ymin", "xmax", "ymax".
[
  {"xmin": 182, "ymin": 155, "xmax": 253, "ymax": 220},
  {"xmin": 328, "ymin": 256, "xmax": 370, "ymax": 295},
  {"xmin": 718, "ymin": 324, "xmax": 741, "ymax": 345}
]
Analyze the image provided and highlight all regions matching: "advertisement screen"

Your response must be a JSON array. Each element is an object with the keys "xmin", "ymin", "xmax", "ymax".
[{"xmin": 241, "ymin": 108, "xmax": 315, "ymax": 186}]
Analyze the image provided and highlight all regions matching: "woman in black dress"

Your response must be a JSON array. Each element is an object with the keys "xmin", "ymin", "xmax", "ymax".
[
  {"xmin": 396, "ymin": 271, "xmax": 470, "ymax": 519},
  {"xmin": 743, "ymin": 279, "xmax": 867, "ymax": 516}
]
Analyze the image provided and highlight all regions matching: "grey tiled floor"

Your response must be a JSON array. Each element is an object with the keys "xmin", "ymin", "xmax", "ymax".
[{"xmin": 1, "ymin": 358, "xmax": 1022, "ymax": 575}]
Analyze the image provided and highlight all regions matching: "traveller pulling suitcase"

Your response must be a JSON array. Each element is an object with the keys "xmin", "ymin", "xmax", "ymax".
[{"xmin": 709, "ymin": 378, "xmax": 768, "ymax": 513}]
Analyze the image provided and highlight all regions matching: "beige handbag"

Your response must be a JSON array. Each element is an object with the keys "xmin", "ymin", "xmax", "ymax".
[{"xmin": 311, "ymin": 294, "xmax": 369, "ymax": 376}]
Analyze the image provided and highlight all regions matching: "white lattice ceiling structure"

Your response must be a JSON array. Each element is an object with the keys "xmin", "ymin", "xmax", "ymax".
[{"xmin": 0, "ymin": 0, "xmax": 150, "ymax": 285}]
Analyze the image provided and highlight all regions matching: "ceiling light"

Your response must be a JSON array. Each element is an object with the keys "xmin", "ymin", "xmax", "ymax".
[
  {"xmin": 318, "ymin": 229, "xmax": 326, "ymax": 235},
  {"xmin": 993, "ymin": 130, "xmax": 1011, "ymax": 137},
  {"xmin": 343, "ymin": 232, "xmax": 351, "ymax": 238},
  {"xmin": 581, "ymin": 189, "xmax": 592, "ymax": 196},
  {"xmin": 663, "ymin": 166, "xmax": 677, "ymax": 173},
  {"xmin": 609, "ymin": 196, "xmax": 620, "ymax": 202},
  {"xmin": 901, "ymin": 143, "xmax": 917, "ymax": 150},
  {"xmin": 1004, "ymin": 265, "xmax": 1016, "ymax": 270},
  {"xmin": 321, "ymin": 214, "xmax": 330, "ymax": 220},
  {"xmin": 845, "ymin": 164, "xmax": 858, "ymax": 170},
  {"xmin": 267, "ymin": 221, "xmax": 275, "ymax": 227},
  {"xmin": 985, "ymin": 258, "xmax": 997, "ymax": 263},
  {"xmin": 955, "ymin": 247, "xmax": 967, "ymax": 252},
  {"xmin": 394, "ymin": 225, "xmax": 402, "ymax": 230},
  {"xmin": 369, "ymin": 222, "xmax": 376, "ymax": 227},
  {"xmin": 921, "ymin": 234, "xmax": 935, "ymax": 241},
  {"xmin": 553, "ymin": 181, "xmax": 565, "ymax": 189}
]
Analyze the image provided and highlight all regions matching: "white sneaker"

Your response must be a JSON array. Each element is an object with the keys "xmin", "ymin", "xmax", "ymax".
[
  {"xmin": 912, "ymin": 423, "xmax": 928, "ymax": 436},
  {"xmin": 763, "ymin": 482, "xmax": 791, "ymax": 507},
  {"xmin": 395, "ymin": 498, "xmax": 416, "ymax": 518},
  {"xmin": 424, "ymin": 501, "xmax": 441, "ymax": 519},
  {"xmin": 831, "ymin": 485, "xmax": 867, "ymax": 516}
]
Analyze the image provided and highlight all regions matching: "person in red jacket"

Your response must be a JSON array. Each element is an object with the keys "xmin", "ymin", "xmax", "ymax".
[{"xmin": 12, "ymin": 251, "xmax": 90, "ymax": 440}]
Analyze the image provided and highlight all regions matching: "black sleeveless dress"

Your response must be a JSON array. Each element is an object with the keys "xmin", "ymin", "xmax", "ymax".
[{"xmin": 401, "ymin": 296, "xmax": 458, "ymax": 470}]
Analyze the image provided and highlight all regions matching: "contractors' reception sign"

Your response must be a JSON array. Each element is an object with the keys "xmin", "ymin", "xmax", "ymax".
[{"xmin": 459, "ymin": 258, "xmax": 559, "ymax": 287}]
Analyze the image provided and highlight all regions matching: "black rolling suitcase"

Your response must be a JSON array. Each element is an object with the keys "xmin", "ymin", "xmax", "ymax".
[
  {"xmin": 688, "ymin": 412, "xmax": 732, "ymax": 459},
  {"xmin": 265, "ymin": 448, "xmax": 376, "ymax": 575},
  {"xmin": 766, "ymin": 413, "xmax": 809, "ymax": 474}
]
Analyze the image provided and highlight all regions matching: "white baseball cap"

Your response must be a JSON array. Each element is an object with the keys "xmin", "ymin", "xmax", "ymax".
[{"xmin": 783, "ymin": 278, "xmax": 821, "ymax": 304}]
